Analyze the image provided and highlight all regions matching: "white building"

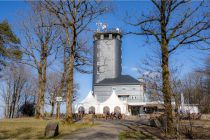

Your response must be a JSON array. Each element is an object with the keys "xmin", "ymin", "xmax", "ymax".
[{"xmin": 73, "ymin": 27, "xmax": 199, "ymax": 115}]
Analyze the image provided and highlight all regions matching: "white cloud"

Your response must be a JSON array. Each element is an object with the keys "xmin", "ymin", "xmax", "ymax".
[{"xmin": 131, "ymin": 67, "xmax": 138, "ymax": 72}]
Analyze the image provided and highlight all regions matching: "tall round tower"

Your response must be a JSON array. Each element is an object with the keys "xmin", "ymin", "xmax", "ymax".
[{"xmin": 93, "ymin": 29, "xmax": 122, "ymax": 84}]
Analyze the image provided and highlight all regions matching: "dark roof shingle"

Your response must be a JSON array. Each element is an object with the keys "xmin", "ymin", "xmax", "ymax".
[{"xmin": 95, "ymin": 75, "xmax": 140, "ymax": 86}]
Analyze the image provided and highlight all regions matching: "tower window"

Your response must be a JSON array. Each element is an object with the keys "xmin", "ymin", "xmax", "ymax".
[
  {"xmin": 113, "ymin": 35, "xmax": 116, "ymax": 39},
  {"xmin": 104, "ymin": 34, "xmax": 109, "ymax": 39}
]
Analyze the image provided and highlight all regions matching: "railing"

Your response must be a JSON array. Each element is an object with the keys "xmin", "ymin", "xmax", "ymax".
[{"xmin": 94, "ymin": 28, "xmax": 122, "ymax": 34}]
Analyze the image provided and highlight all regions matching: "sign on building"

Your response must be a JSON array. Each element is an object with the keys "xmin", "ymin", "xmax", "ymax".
[{"xmin": 56, "ymin": 97, "xmax": 63, "ymax": 102}]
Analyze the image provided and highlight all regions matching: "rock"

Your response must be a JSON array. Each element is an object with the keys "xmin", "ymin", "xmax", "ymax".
[
  {"xmin": 157, "ymin": 115, "xmax": 167, "ymax": 128},
  {"xmin": 82, "ymin": 114, "xmax": 94, "ymax": 124},
  {"xmin": 149, "ymin": 119, "xmax": 157, "ymax": 127},
  {"xmin": 200, "ymin": 114, "xmax": 210, "ymax": 120},
  {"xmin": 154, "ymin": 119, "xmax": 162, "ymax": 128},
  {"xmin": 149, "ymin": 115, "xmax": 166, "ymax": 129},
  {"xmin": 44, "ymin": 122, "xmax": 59, "ymax": 138}
]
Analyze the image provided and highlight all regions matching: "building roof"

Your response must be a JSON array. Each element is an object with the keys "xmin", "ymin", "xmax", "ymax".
[
  {"xmin": 94, "ymin": 75, "xmax": 140, "ymax": 86},
  {"xmin": 80, "ymin": 91, "xmax": 99, "ymax": 105},
  {"xmin": 101, "ymin": 90, "xmax": 124, "ymax": 105}
]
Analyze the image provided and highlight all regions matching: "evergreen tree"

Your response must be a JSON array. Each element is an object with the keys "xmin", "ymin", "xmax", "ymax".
[{"xmin": 0, "ymin": 20, "xmax": 21, "ymax": 70}]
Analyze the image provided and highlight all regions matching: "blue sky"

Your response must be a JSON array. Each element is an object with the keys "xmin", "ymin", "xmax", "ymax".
[{"xmin": 0, "ymin": 1, "xmax": 209, "ymax": 116}]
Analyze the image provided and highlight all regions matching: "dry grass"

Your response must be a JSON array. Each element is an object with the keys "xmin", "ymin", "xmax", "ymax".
[
  {"xmin": 118, "ymin": 130, "xmax": 153, "ymax": 140},
  {"xmin": 180, "ymin": 120, "xmax": 210, "ymax": 139},
  {"xmin": 181, "ymin": 119, "xmax": 210, "ymax": 126},
  {"xmin": 0, "ymin": 117, "xmax": 93, "ymax": 139}
]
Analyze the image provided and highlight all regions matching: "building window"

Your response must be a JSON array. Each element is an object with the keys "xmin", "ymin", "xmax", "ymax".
[
  {"xmin": 104, "ymin": 34, "xmax": 109, "ymax": 39},
  {"xmin": 97, "ymin": 62, "xmax": 101, "ymax": 65},
  {"xmin": 122, "ymin": 87, "xmax": 126, "ymax": 90},
  {"xmin": 130, "ymin": 96, "xmax": 136, "ymax": 99},
  {"xmin": 97, "ymin": 66, "xmax": 100, "ymax": 73},
  {"xmin": 112, "ymin": 87, "xmax": 116, "ymax": 90}
]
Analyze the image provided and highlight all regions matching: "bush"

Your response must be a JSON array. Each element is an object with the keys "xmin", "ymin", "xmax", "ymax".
[{"xmin": 18, "ymin": 102, "xmax": 35, "ymax": 117}]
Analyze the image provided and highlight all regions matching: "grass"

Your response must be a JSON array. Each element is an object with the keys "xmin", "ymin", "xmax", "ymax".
[
  {"xmin": 0, "ymin": 117, "xmax": 93, "ymax": 139},
  {"xmin": 118, "ymin": 130, "xmax": 153, "ymax": 140}
]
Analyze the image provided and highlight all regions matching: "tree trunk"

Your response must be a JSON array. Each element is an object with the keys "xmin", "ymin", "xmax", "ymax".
[
  {"xmin": 35, "ymin": 71, "xmax": 42, "ymax": 118},
  {"xmin": 65, "ymin": 27, "xmax": 75, "ymax": 123},
  {"xmin": 36, "ymin": 46, "xmax": 47, "ymax": 119},
  {"xmin": 56, "ymin": 41, "xmax": 67, "ymax": 119},
  {"xmin": 5, "ymin": 81, "xmax": 11, "ymax": 118},
  {"xmin": 66, "ymin": 53, "xmax": 74, "ymax": 122},
  {"xmin": 56, "ymin": 101, "xmax": 60, "ymax": 119},
  {"xmin": 10, "ymin": 83, "xmax": 17, "ymax": 118},
  {"xmin": 161, "ymin": 41, "xmax": 174, "ymax": 134},
  {"xmin": 160, "ymin": 0, "xmax": 174, "ymax": 135},
  {"xmin": 50, "ymin": 101, "xmax": 55, "ymax": 117},
  {"xmin": 40, "ymin": 57, "xmax": 47, "ymax": 118}
]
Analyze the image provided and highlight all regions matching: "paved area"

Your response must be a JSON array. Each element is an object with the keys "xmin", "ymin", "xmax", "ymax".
[
  {"xmin": 62, "ymin": 119, "xmax": 210, "ymax": 140},
  {"xmin": 62, "ymin": 120, "xmax": 135, "ymax": 140}
]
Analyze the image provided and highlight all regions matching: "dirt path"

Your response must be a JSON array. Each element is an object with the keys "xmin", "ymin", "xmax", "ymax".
[{"xmin": 62, "ymin": 120, "xmax": 131, "ymax": 140}]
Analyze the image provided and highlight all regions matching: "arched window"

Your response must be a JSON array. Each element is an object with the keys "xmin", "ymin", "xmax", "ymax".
[
  {"xmin": 114, "ymin": 106, "xmax": 121, "ymax": 114},
  {"xmin": 103, "ymin": 106, "xmax": 110, "ymax": 114},
  {"xmin": 89, "ymin": 106, "xmax": 95, "ymax": 114},
  {"xmin": 78, "ymin": 106, "xmax": 85, "ymax": 114}
]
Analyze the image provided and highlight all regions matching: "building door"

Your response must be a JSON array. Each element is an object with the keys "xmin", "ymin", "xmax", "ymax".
[{"xmin": 131, "ymin": 106, "xmax": 140, "ymax": 115}]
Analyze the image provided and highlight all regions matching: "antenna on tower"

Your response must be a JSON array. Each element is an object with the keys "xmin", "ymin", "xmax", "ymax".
[
  {"xmin": 96, "ymin": 21, "xmax": 102, "ymax": 32},
  {"xmin": 96, "ymin": 21, "xmax": 108, "ymax": 32},
  {"xmin": 102, "ymin": 23, "xmax": 107, "ymax": 31},
  {"xmin": 116, "ymin": 27, "xmax": 120, "ymax": 32}
]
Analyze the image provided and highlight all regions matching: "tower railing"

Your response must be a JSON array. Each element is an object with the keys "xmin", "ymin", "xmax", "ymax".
[{"xmin": 94, "ymin": 28, "xmax": 122, "ymax": 34}]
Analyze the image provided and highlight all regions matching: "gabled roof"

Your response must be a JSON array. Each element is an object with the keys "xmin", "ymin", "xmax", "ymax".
[
  {"xmin": 80, "ymin": 91, "xmax": 99, "ymax": 105},
  {"xmin": 95, "ymin": 75, "xmax": 140, "ymax": 86},
  {"xmin": 101, "ymin": 90, "xmax": 124, "ymax": 105}
]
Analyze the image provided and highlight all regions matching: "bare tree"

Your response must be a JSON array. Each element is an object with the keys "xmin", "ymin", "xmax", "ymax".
[
  {"xmin": 46, "ymin": 71, "xmax": 79, "ymax": 118},
  {"xmin": 20, "ymin": 4, "xmax": 60, "ymax": 118},
  {"xmin": 46, "ymin": 72, "xmax": 61, "ymax": 117},
  {"xmin": 41, "ymin": 0, "xmax": 109, "ymax": 122},
  {"xmin": 181, "ymin": 57, "xmax": 210, "ymax": 114},
  {"xmin": 0, "ymin": 63, "xmax": 29, "ymax": 118},
  {"xmin": 204, "ymin": 55, "xmax": 210, "ymax": 96},
  {"xmin": 139, "ymin": 53, "xmax": 163, "ymax": 102},
  {"xmin": 126, "ymin": 0, "xmax": 209, "ymax": 135}
]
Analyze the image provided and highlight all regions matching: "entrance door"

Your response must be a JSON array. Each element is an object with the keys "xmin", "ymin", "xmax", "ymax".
[{"xmin": 131, "ymin": 106, "xmax": 140, "ymax": 115}]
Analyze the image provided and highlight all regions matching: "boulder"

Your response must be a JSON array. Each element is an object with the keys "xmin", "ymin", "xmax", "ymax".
[
  {"xmin": 157, "ymin": 115, "xmax": 167, "ymax": 128},
  {"xmin": 44, "ymin": 122, "xmax": 59, "ymax": 138},
  {"xmin": 149, "ymin": 119, "xmax": 160, "ymax": 127},
  {"xmin": 82, "ymin": 114, "xmax": 94, "ymax": 124},
  {"xmin": 149, "ymin": 115, "xmax": 167, "ymax": 129},
  {"xmin": 200, "ymin": 114, "xmax": 210, "ymax": 120}
]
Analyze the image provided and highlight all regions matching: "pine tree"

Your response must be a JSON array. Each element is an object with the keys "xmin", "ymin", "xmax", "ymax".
[{"xmin": 0, "ymin": 20, "xmax": 22, "ymax": 70}]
